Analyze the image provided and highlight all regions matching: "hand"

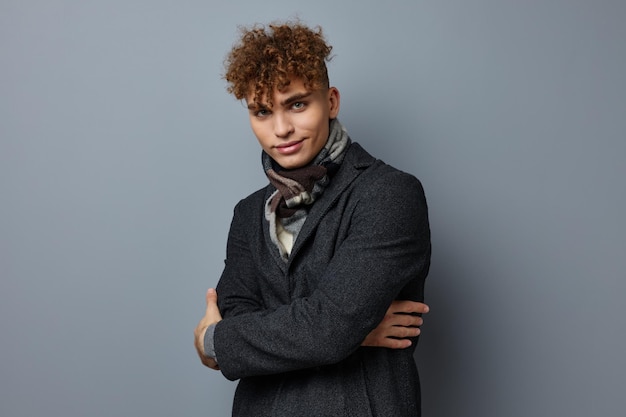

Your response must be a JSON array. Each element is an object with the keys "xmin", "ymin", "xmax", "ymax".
[
  {"xmin": 361, "ymin": 300, "xmax": 429, "ymax": 349},
  {"xmin": 194, "ymin": 288, "xmax": 222, "ymax": 370}
]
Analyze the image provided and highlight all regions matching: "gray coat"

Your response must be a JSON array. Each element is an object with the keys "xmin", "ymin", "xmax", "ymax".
[{"xmin": 214, "ymin": 142, "xmax": 431, "ymax": 417}]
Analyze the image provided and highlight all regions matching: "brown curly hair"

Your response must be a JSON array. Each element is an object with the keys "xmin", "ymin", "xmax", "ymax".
[{"xmin": 224, "ymin": 21, "xmax": 333, "ymax": 106}]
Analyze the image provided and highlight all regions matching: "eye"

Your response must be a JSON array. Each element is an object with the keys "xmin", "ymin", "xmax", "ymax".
[
  {"xmin": 292, "ymin": 102, "xmax": 306, "ymax": 110},
  {"xmin": 256, "ymin": 108, "xmax": 270, "ymax": 117}
]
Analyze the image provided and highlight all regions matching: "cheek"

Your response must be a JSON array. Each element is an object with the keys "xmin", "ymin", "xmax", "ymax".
[
  {"xmin": 297, "ymin": 112, "xmax": 327, "ymax": 136},
  {"xmin": 249, "ymin": 120, "xmax": 268, "ymax": 139}
]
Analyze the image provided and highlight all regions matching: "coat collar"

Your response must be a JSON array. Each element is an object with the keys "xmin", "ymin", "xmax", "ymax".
[
  {"xmin": 261, "ymin": 142, "xmax": 376, "ymax": 271},
  {"xmin": 286, "ymin": 142, "xmax": 376, "ymax": 263}
]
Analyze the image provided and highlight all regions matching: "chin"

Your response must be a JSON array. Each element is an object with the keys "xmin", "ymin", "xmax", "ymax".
[{"xmin": 269, "ymin": 152, "xmax": 301, "ymax": 168}]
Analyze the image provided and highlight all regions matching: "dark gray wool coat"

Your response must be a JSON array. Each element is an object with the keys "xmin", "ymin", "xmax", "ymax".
[{"xmin": 214, "ymin": 142, "xmax": 431, "ymax": 417}]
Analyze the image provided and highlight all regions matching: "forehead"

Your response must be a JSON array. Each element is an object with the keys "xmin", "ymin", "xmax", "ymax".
[{"xmin": 246, "ymin": 78, "xmax": 316, "ymax": 106}]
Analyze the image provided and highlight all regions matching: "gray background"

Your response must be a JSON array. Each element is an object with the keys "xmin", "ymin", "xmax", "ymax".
[{"xmin": 1, "ymin": 1, "xmax": 624, "ymax": 416}]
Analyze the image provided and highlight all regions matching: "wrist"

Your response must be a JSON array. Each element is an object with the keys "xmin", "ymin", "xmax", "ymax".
[{"xmin": 203, "ymin": 323, "xmax": 218, "ymax": 362}]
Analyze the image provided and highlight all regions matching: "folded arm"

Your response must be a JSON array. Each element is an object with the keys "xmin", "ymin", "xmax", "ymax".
[
  {"xmin": 209, "ymin": 173, "xmax": 430, "ymax": 380},
  {"xmin": 194, "ymin": 293, "xmax": 429, "ymax": 369}
]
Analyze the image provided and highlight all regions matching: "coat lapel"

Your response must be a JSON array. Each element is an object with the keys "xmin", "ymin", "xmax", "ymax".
[
  {"xmin": 287, "ymin": 143, "xmax": 376, "ymax": 264},
  {"xmin": 261, "ymin": 186, "xmax": 289, "ymax": 274}
]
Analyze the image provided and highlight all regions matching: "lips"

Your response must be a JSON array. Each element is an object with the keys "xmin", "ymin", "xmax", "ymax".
[{"xmin": 275, "ymin": 140, "xmax": 304, "ymax": 155}]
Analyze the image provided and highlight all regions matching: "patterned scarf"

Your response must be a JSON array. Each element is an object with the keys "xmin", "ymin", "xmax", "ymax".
[{"xmin": 263, "ymin": 118, "xmax": 351, "ymax": 259}]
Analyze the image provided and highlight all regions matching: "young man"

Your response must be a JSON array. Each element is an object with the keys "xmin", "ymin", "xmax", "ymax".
[{"xmin": 194, "ymin": 22, "xmax": 431, "ymax": 416}]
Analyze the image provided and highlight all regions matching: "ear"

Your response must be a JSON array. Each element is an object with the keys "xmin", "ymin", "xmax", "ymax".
[{"xmin": 327, "ymin": 87, "xmax": 340, "ymax": 119}]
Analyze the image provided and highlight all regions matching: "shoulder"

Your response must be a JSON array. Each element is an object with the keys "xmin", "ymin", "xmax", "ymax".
[
  {"xmin": 347, "ymin": 142, "xmax": 426, "ymax": 201},
  {"xmin": 232, "ymin": 185, "xmax": 270, "ymax": 217}
]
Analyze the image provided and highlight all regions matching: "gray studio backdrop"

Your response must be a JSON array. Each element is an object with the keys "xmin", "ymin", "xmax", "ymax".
[{"xmin": 1, "ymin": 1, "xmax": 624, "ymax": 416}]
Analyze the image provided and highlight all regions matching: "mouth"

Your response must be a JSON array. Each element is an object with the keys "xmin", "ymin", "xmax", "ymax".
[{"xmin": 275, "ymin": 139, "xmax": 304, "ymax": 155}]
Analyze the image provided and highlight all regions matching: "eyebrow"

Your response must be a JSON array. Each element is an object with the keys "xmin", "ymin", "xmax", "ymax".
[
  {"xmin": 247, "ymin": 91, "xmax": 313, "ymax": 111},
  {"xmin": 247, "ymin": 102, "xmax": 266, "ymax": 111},
  {"xmin": 280, "ymin": 91, "xmax": 312, "ymax": 107}
]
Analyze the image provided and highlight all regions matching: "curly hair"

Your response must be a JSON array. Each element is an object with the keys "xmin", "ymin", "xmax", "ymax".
[{"xmin": 224, "ymin": 21, "xmax": 333, "ymax": 106}]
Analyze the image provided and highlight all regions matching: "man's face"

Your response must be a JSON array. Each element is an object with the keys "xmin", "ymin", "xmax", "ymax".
[{"xmin": 246, "ymin": 78, "xmax": 340, "ymax": 170}]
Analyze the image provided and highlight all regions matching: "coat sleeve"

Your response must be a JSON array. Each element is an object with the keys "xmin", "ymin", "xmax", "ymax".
[
  {"xmin": 215, "ymin": 198, "xmax": 267, "ymax": 318},
  {"xmin": 214, "ymin": 171, "xmax": 431, "ymax": 381}
]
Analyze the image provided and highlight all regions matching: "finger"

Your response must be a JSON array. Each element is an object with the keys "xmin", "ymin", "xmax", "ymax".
[
  {"xmin": 200, "ymin": 354, "xmax": 219, "ymax": 369},
  {"xmin": 390, "ymin": 300, "xmax": 430, "ymax": 315},
  {"xmin": 389, "ymin": 326, "xmax": 421, "ymax": 338},
  {"xmin": 205, "ymin": 288, "xmax": 220, "ymax": 315},
  {"xmin": 205, "ymin": 288, "xmax": 217, "ymax": 304},
  {"xmin": 388, "ymin": 314, "xmax": 424, "ymax": 327},
  {"xmin": 379, "ymin": 338, "xmax": 413, "ymax": 349},
  {"xmin": 194, "ymin": 332, "xmax": 205, "ymax": 358}
]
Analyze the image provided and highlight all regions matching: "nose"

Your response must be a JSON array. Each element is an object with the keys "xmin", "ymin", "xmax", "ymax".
[{"xmin": 273, "ymin": 112, "xmax": 294, "ymax": 138}]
